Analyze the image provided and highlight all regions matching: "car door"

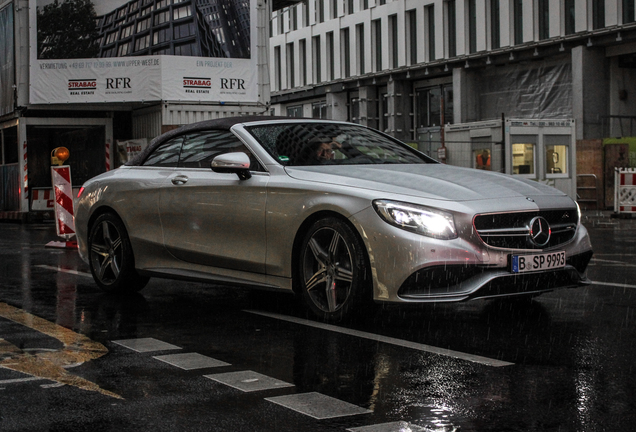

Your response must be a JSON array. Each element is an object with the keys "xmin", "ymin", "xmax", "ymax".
[
  {"xmin": 121, "ymin": 136, "xmax": 183, "ymax": 255},
  {"xmin": 158, "ymin": 130, "xmax": 268, "ymax": 274}
]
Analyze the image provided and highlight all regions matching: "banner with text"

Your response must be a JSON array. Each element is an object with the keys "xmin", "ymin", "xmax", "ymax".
[{"xmin": 29, "ymin": 0, "xmax": 258, "ymax": 104}]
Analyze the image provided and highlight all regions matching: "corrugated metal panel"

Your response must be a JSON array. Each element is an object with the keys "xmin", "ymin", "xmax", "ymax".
[
  {"xmin": 163, "ymin": 105, "xmax": 268, "ymax": 127},
  {"xmin": 132, "ymin": 108, "xmax": 162, "ymax": 140}
]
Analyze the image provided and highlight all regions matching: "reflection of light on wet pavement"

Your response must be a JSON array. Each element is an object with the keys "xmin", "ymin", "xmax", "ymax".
[{"xmin": 0, "ymin": 302, "xmax": 122, "ymax": 399}]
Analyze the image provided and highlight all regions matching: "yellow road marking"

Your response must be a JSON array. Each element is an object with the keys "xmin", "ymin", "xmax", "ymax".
[{"xmin": 0, "ymin": 302, "xmax": 122, "ymax": 399}]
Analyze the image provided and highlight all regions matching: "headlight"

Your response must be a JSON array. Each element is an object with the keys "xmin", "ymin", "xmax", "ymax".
[{"xmin": 373, "ymin": 200, "xmax": 458, "ymax": 240}]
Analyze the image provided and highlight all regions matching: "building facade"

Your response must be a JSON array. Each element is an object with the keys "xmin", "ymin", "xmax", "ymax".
[
  {"xmin": 269, "ymin": 0, "xmax": 636, "ymax": 199},
  {"xmin": 0, "ymin": 0, "xmax": 269, "ymax": 220}
]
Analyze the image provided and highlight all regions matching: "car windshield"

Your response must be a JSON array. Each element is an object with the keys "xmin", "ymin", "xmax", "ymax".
[{"xmin": 245, "ymin": 123, "xmax": 435, "ymax": 167}]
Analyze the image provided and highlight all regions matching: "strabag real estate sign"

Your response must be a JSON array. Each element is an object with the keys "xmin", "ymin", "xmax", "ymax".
[{"xmin": 29, "ymin": 0, "xmax": 258, "ymax": 104}]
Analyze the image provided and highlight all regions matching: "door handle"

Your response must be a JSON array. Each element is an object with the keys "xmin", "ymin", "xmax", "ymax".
[{"xmin": 171, "ymin": 175, "xmax": 189, "ymax": 185}]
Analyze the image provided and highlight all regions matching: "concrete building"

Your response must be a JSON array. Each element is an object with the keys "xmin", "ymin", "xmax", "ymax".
[{"xmin": 269, "ymin": 0, "xmax": 636, "ymax": 200}]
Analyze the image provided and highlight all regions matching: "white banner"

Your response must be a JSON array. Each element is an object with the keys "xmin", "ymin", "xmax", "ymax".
[
  {"xmin": 116, "ymin": 138, "xmax": 148, "ymax": 165},
  {"xmin": 29, "ymin": 0, "xmax": 258, "ymax": 105}
]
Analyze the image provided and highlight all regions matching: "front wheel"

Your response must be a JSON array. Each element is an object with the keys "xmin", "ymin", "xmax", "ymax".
[
  {"xmin": 88, "ymin": 213, "xmax": 149, "ymax": 293},
  {"xmin": 298, "ymin": 217, "xmax": 371, "ymax": 322}
]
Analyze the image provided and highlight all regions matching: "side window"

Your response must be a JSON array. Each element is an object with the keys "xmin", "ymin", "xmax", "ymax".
[
  {"xmin": 142, "ymin": 137, "xmax": 183, "ymax": 166},
  {"xmin": 179, "ymin": 131, "xmax": 262, "ymax": 171}
]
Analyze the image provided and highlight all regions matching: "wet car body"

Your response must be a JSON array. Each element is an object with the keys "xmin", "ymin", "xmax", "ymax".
[{"xmin": 74, "ymin": 116, "xmax": 593, "ymax": 321}]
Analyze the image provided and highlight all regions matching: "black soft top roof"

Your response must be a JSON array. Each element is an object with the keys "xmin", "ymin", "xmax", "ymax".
[{"xmin": 125, "ymin": 115, "xmax": 290, "ymax": 166}]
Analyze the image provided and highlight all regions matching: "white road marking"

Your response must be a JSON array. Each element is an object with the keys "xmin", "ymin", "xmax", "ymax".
[
  {"xmin": 591, "ymin": 281, "xmax": 636, "ymax": 289},
  {"xmin": 244, "ymin": 310, "xmax": 513, "ymax": 367},
  {"xmin": 35, "ymin": 265, "xmax": 92, "ymax": 278}
]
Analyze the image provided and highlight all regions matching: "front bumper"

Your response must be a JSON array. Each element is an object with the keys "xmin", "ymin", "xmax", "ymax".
[
  {"xmin": 398, "ymin": 250, "xmax": 593, "ymax": 302},
  {"xmin": 350, "ymin": 206, "xmax": 594, "ymax": 304}
]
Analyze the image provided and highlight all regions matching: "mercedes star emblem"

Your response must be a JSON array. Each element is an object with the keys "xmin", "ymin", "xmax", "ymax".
[{"xmin": 529, "ymin": 216, "xmax": 551, "ymax": 247}]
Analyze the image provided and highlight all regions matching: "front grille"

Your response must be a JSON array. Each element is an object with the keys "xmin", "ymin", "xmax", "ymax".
[{"xmin": 474, "ymin": 209, "xmax": 578, "ymax": 250}]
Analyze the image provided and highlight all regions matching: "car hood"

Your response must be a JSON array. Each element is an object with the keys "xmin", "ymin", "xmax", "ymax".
[{"xmin": 284, "ymin": 164, "xmax": 566, "ymax": 202}]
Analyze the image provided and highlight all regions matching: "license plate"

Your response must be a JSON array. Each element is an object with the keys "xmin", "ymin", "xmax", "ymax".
[{"xmin": 511, "ymin": 251, "xmax": 566, "ymax": 273}]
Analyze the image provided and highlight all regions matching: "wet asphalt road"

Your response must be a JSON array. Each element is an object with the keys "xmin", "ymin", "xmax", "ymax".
[{"xmin": 0, "ymin": 212, "xmax": 635, "ymax": 432}]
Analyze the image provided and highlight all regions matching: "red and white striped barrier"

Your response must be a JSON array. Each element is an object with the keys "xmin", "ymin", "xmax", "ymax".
[
  {"xmin": 23, "ymin": 141, "xmax": 29, "ymax": 201},
  {"xmin": 105, "ymin": 140, "xmax": 111, "ymax": 171},
  {"xmin": 615, "ymin": 168, "xmax": 636, "ymax": 214},
  {"xmin": 47, "ymin": 165, "xmax": 78, "ymax": 249}
]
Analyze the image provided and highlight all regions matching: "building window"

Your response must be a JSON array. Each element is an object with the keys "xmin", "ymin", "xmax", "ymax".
[
  {"xmin": 564, "ymin": 0, "xmax": 575, "ymax": 34},
  {"xmin": 624, "ymin": 0, "xmax": 635, "ymax": 23},
  {"xmin": 140, "ymin": 6, "xmax": 152, "ymax": 16},
  {"xmin": 415, "ymin": 84, "xmax": 453, "ymax": 128},
  {"xmin": 490, "ymin": 0, "xmax": 499, "ymax": 49},
  {"xmin": 153, "ymin": 27, "xmax": 170, "ymax": 45},
  {"xmin": 155, "ymin": 11, "xmax": 170, "ymax": 25},
  {"xmin": 373, "ymin": 19, "xmax": 382, "ymax": 71},
  {"xmin": 278, "ymin": 11, "xmax": 284, "ymax": 34},
  {"xmin": 299, "ymin": 39, "xmax": 307, "ymax": 86},
  {"xmin": 474, "ymin": 147, "xmax": 492, "ymax": 170},
  {"xmin": 513, "ymin": 0, "xmax": 523, "ymax": 44},
  {"xmin": 134, "ymin": 34, "xmax": 150, "ymax": 51},
  {"xmin": 174, "ymin": 42, "xmax": 196, "ymax": 56},
  {"xmin": 287, "ymin": 42, "xmax": 295, "ymax": 88},
  {"xmin": 426, "ymin": 5, "xmax": 435, "ymax": 60},
  {"xmin": 106, "ymin": 31, "xmax": 118, "ymax": 44},
  {"xmin": 357, "ymin": 24, "xmax": 365, "ymax": 74},
  {"xmin": 155, "ymin": 0, "xmax": 169, "ymax": 9},
  {"xmin": 347, "ymin": 0, "xmax": 354, "ymax": 15},
  {"xmin": 174, "ymin": 22, "xmax": 195, "ymax": 39},
  {"xmin": 274, "ymin": 45, "xmax": 282, "ymax": 90},
  {"xmin": 331, "ymin": 0, "xmax": 338, "ymax": 18},
  {"xmin": 327, "ymin": 31, "xmax": 335, "ymax": 80},
  {"xmin": 117, "ymin": 41, "xmax": 131, "ymax": 56},
  {"xmin": 287, "ymin": 105, "xmax": 303, "ymax": 117},
  {"xmin": 389, "ymin": 14, "xmax": 398, "ymax": 68},
  {"xmin": 173, "ymin": 5, "xmax": 192, "ymax": 20},
  {"xmin": 545, "ymin": 135, "xmax": 569, "ymax": 176},
  {"xmin": 312, "ymin": 101, "xmax": 327, "ymax": 118},
  {"xmin": 593, "ymin": 0, "xmax": 605, "ymax": 29},
  {"xmin": 136, "ymin": 17, "xmax": 151, "ymax": 32},
  {"xmin": 121, "ymin": 24, "xmax": 134, "ymax": 38},
  {"xmin": 538, "ymin": 0, "xmax": 549, "ymax": 40},
  {"xmin": 0, "ymin": 126, "xmax": 18, "ymax": 165},
  {"xmin": 312, "ymin": 35, "xmax": 321, "ymax": 83},
  {"xmin": 291, "ymin": 5, "xmax": 298, "ymax": 30},
  {"xmin": 447, "ymin": 0, "xmax": 456, "ymax": 57},
  {"xmin": 342, "ymin": 28, "xmax": 350, "ymax": 78},
  {"xmin": 304, "ymin": 0, "xmax": 309, "ymax": 26},
  {"xmin": 467, "ymin": 0, "xmax": 476, "ymax": 53},
  {"xmin": 407, "ymin": 9, "xmax": 417, "ymax": 65},
  {"xmin": 512, "ymin": 137, "xmax": 536, "ymax": 176}
]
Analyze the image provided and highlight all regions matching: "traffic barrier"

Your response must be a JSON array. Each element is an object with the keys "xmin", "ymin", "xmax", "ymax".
[
  {"xmin": 46, "ymin": 165, "xmax": 78, "ymax": 249},
  {"xmin": 614, "ymin": 168, "xmax": 636, "ymax": 214},
  {"xmin": 105, "ymin": 140, "xmax": 111, "ymax": 171},
  {"xmin": 23, "ymin": 141, "xmax": 29, "ymax": 201}
]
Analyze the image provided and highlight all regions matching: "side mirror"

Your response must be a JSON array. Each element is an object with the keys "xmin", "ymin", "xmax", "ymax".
[{"xmin": 211, "ymin": 152, "xmax": 252, "ymax": 180}]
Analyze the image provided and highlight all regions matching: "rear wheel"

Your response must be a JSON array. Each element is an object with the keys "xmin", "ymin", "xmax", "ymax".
[
  {"xmin": 88, "ymin": 213, "xmax": 149, "ymax": 293},
  {"xmin": 298, "ymin": 217, "xmax": 371, "ymax": 322}
]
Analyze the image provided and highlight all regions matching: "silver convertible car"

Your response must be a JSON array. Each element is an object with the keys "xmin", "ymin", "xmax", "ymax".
[{"xmin": 75, "ymin": 117, "xmax": 593, "ymax": 321}]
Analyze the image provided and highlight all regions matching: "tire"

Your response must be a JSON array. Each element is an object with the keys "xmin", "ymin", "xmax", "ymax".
[
  {"xmin": 88, "ymin": 213, "xmax": 149, "ymax": 293},
  {"xmin": 298, "ymin": 217, "xmax": 371, "ymax": 322}
]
